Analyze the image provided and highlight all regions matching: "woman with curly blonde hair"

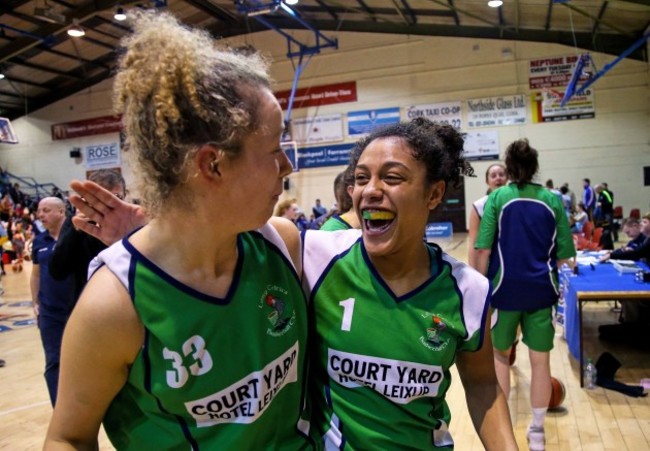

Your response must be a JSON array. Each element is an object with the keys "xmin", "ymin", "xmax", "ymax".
[{"xmin": 45, "ymin": 11, "xmax": 313, "ymax": 450}]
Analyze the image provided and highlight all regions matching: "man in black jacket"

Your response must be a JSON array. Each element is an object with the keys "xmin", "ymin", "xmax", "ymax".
[{"xmin": 48, "ymin": 170, "xmax": 126, "ymax": 304}]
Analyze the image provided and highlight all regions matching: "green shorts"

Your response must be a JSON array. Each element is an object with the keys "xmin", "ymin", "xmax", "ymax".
[{"xmin": 491, "ymin": 307, "xmax": 555, "ymax": 352}]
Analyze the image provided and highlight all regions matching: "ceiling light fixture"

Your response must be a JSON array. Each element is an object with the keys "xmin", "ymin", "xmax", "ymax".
[
  {"xmin": 67, "ymin": 19, "xmax": 85, "ymax": 37},
  {"xmin": 487, "ymin": 0, "xmax": 503, "ymax": 7},
  {"xmin": 114, "ymin": 7, "xmax": 127, "ymax": 21},
  {"xmin": 285, "ymin": 0, "xmax": 300, "ymax": 5}
]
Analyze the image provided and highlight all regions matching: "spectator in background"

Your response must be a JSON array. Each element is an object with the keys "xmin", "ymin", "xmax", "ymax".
[
  {"xmin": 594, "ymin": 184, "xmax": 613, "ymax": 224},
  {"xmin": 30, "ymin": 197, "xmax": 75, "ymax": 406},
  {"xmin": 594, "ymin": 183, "xmax": 614, "ymax": 248},
  {"xmin": 570, "ymin": 202, "xmax": 589, "ymax": 233},
  {"xmin": 307, "ymin": 214, "xmax": 319, "ymax": 230},
  {"xmin": 320, "ymin": 168, "xmax": 360, "ymax": 231},
  {"xmin": 312, "ymin": 198, "xmax": 327, "ymax": 219},
  {"xmin": 274, "ymin": 197, "xmax": 300, "ymax": 224},
  {"xmin": 0, "ymin": 193, "xmax": 13, "ymax": 221},
  {"xmin": 615, "ymin": 217, "xmax": 647, "ymax": 251},
  {"xmin": 9, "ymin": 183, "xmax": 24, "ymax": 206},
  {"xmin": 49, "ymin": 170, "xmax": 126, "ymax": 303},
  {"xmin": 294, "ymin": 211, "xmax": 309, "ymax": 231},
  {"xmin": 545, "ymin": 179, "xmax": 562, "ymax": 203},
  {"xmin": 561, "ymin": 182, "xmax": 576, "ymax": 212},
  {"xmin": 602, "ymin": 182, "xmax": 617, "ymax": 241},
  {"xmin": 602, "ymin": 182, "xmax": 613, "ymax": 203},
  {"xmin": 11, "ymin": 220, "xmax": 25, "ymax": 272},
  {"xmin": 559, "ymin": 185, "xmax": 572, "ymax": 219},
  {"xmin": 0, "ymin": 220, "xmax": 7, "ymax": 276},
  {"xmin": 601, "ymin": 213, "xmax": 650, "ymax": 262},
  {"xmin": 0, "ymin": 166, "xmax": 9, "ymax": 194},
  {"xmin": 51, "ymin": 186, "xmax": 64, "ymax": 201},
  {"xmin": 582, "ymin": 178, "xmax": 596, "ymax": 220}
]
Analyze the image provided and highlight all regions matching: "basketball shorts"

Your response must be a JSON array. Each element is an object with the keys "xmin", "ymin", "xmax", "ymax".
[{"xmin": 491, "ymin": 307, "xmax": 555, "ymax": 352}]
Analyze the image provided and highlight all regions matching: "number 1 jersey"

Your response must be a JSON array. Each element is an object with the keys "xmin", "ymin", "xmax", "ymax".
[{"xmin": 303, "ymin": 230, "xmax": 490, "ymax": 450}]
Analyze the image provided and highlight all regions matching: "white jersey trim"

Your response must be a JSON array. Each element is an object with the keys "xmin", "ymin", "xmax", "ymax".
[
  {"xmin": 440, "ymin": 253, "xmax": 490, "ymax": 343},
  {"xmin": 88, "ymin": 240, "xmax": 132, "ymax": 292},
  {"xmin": 257, "ymin": 222, "xmax": 296, "ymax": 273},
  {"xmin": 302, "ymin": 229, "xmax": 362, "ymax": 297}
]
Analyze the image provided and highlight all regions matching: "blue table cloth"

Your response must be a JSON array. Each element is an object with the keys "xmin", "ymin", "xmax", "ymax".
[{"xmin": 563, "ymin": 260, "xmax": 650, "ymax": 361}]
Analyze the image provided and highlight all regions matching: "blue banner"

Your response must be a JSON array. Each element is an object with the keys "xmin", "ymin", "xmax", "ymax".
[
  {"xmin": 425, "ymin": 222, "xmax": 453, "ymax": 239},
  {"xmin": 347, "ymin": 107, "xmax": 400, "ymax": 136},
  {"xmin": 298, "ymin": 143, "xmax": 355, "ymax": 169}
]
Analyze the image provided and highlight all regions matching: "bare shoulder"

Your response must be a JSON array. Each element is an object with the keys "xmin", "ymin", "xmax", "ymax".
[
  {"xmin": 267, "ymin": 216, "xmax": 301, "ymax": 274},
  {"xmin": 70, "ymin": 265, "xmax": 143, "ymax": 362},
  {"xmin": 46, "ymin": 266, "xmax": 143, "ymax": 447}
]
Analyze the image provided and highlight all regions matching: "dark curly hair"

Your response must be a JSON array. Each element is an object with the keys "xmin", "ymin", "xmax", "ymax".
[
  {"xmin": 348, "ymin": 117, "xmax": 474, "ymax": 189},
  {"xmin": 504, "ymin": 138, "xmax": 539, "ymax": 187}
]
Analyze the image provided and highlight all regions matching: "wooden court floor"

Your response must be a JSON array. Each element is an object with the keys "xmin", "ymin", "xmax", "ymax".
[{"xmin": 1, "ymin": 234, "xmax": 648, "ymax": 450}]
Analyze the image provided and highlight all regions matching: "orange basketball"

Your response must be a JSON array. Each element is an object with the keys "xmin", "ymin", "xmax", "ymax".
[{"xmin": 549, "ymin": 376, "xmax": 566, "ymax": 410}]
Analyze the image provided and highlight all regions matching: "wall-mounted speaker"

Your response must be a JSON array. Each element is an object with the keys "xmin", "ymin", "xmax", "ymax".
[{"xmin": 69, "ymin": 148, "xmax": 81, "ymax": 158}]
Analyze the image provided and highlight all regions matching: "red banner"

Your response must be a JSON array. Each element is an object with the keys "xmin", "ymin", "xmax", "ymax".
[
  {"xmin": 52, "ymin": 115, "xmax": 123, "ymax": 140},
  {"xmin": 274, "ymin": 81, "xmax": 357, "ymax": 110}
]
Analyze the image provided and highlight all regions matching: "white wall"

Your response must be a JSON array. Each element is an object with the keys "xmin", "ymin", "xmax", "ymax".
[{"xmin": 1, "ymin": 30, "xmax": 648, "ymax": 224}]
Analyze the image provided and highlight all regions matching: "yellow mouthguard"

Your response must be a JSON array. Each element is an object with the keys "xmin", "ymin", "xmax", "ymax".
[{"xmin": 362, "ymin": 211, "xmax": 395, "ymax": 220}]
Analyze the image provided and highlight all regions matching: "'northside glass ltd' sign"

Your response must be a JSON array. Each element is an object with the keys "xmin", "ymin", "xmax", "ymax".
[{"xmin": 466, "ymin": 95, "xmax": 526, "ymax": 128}]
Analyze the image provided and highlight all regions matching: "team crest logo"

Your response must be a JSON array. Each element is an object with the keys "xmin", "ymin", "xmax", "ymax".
[
  {"xmin": 259, "ymin": 285, "xmax": 296, "ymax": 337},
  {"xmin": 420, "ymin": 314, "xmax": 450, "ymax": 351},
  {"xmin": 426, "ymin": 316, "xmax": 447, "ymax": 344}
]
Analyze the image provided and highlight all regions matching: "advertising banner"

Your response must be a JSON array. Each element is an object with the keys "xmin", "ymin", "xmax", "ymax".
[
  {"xmin": 531, "ymin": 89, "xmax": 595, "ymax": 123},
  {"xmin": 297, "ymin": 143, "xmax": 354, "ymax": 169},
  {"xmin": 463, "ymin": 131, "xmax": 500, "ymax": 161},
  {"xmin": 466, "ymin": 95, "xmax": 526, "ymax": 128},
  {"xmin": 425, "ymin": 222, "xmax": 453, "ymax": 240},
  {"xmin": 529, "ymin": 55, "xmax": 592, "ymax": 90},
  {"xmin": 403, "ymin": 102, "xmax": 462, "ymax": 129},
  {"xmin": 291, "ymin": 114, "xmax": 344, "ymax": 145},
  {"xmin": 84, "ymin": 142, "xmax": 121, "ymax": 169},
  {"xmin": 347, "ymin": 107, "xmax": 400, "ymax": 137},
  {"xmin": 52, "ymin": 115, "xmax": 122, "ymax": 140},
  {"xmin": 275, "ymin": 82, "xmax": 357, "ymax": 110}
]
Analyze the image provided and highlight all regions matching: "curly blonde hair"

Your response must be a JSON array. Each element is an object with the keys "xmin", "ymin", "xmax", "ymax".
[{"xmin": 114, "ymin": 11, "xmax": 271, "ymax": 216}]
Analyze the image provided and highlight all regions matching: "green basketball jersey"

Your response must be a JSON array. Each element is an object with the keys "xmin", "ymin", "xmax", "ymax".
[
  {"xmin": 303, "ymin": 230, "xmax": 490, "ymax": 449},
  {"xmin": 320, "ymin": 215, "xmax": 353, "ymax": 232},
  {"xmin": 95, "ymin": 224, "xmax": 314, "ymax": 450}
]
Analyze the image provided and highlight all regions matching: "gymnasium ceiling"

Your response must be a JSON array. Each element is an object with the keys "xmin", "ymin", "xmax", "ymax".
[{"xmin": 0, "ymin": 0, "xmax": 649, "ymax": 120}]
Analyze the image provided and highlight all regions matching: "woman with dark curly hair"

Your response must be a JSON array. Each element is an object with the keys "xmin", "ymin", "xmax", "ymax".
[{"xmin": 303, "ymin": 118, "xmax": 517, "ymax": 450}]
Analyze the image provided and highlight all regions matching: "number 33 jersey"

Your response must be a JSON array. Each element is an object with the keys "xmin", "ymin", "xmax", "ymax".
[
  {"xmin": 93, "ymin": 224, "xmax": 313, "ymax": 450},
  {"xmin": 302, "ymin": 230, "xmax": 490, "ymax": 450}
]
